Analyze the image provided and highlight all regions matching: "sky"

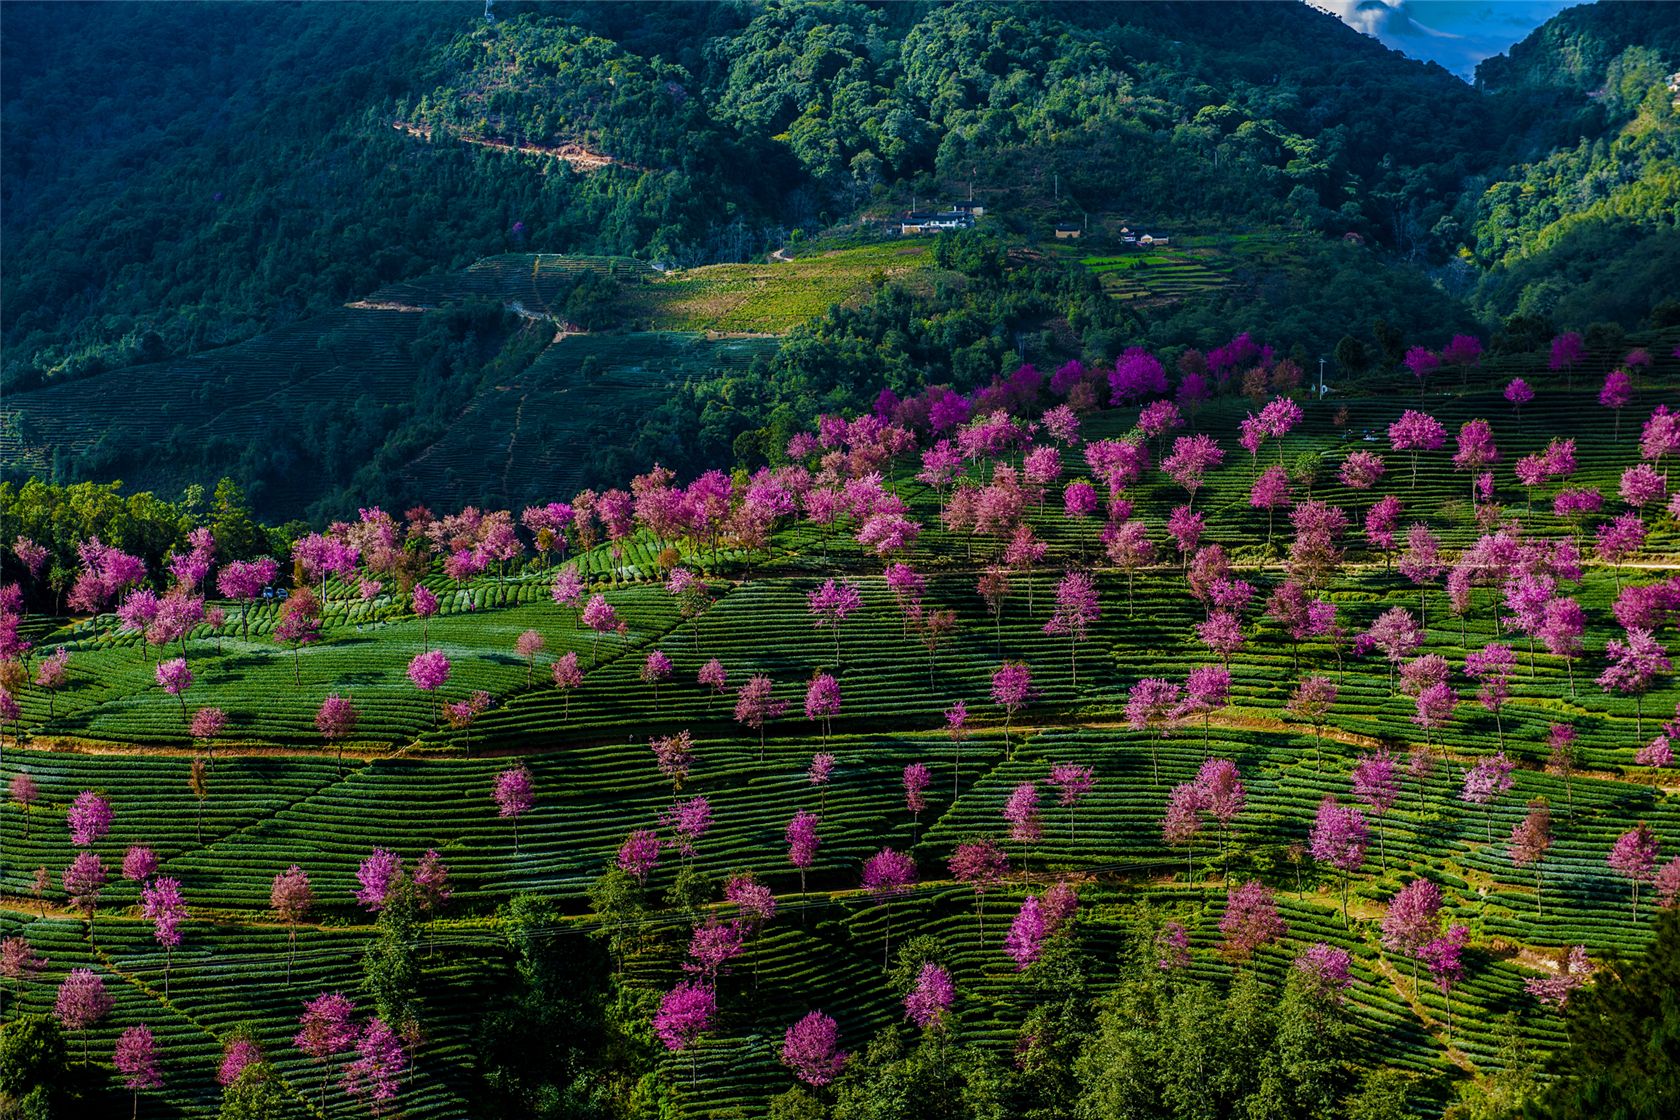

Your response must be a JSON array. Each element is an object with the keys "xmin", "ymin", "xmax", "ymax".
[{"xmin": 1312, "ymin": 0, "xmax": 1580, "ymax": 80}]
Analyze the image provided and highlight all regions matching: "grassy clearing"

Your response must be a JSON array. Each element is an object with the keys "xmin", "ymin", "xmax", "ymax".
[{"xmin": 627, "ymin": 242, "xmax": 936, "ymax": 334}]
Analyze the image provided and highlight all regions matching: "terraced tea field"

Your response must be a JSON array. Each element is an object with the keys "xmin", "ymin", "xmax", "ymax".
[
  {"xmin": 1080, "ymin": 249, "xmax": 1235, "ymax": 302},
  {"xmin": 3, "ymin": 335, "xmax": 1678, "ymax": 1117}
]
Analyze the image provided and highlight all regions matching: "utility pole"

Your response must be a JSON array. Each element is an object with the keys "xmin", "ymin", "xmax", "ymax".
[{"xmin": 1318, "ymin": 357, "xmax": 1326, "ymax": 398}]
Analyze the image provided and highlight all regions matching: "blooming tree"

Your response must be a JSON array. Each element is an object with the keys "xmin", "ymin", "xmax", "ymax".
[
  {"xmin": 991, "ymin": 661, "xmax": 1035, "ymax": 754},
  {"xmin": 115, "ymin": 1025, "xmax": 163, "ymax": 1113},
  {"xmin": 55, "ymin": 968, "xmax": 114, "ymax": 1063},
  {"xmin": 902, "ymin": 762, "xmax": 931, "ymax": 835},
  {"xmin": 9, "ymin": 771, "xmax": 38, "ymax": 839},
  {"xmin": 343, "ymin": 1017, "xmax": 407, "ymax": 1114},
  {"xmin": 1295, "ymin": 943, "xmax": 1355, "ymax": 1002},
  {"xmin": 515, "ymin": 629, "xmax": 545, "ymax": 686},
  {"xmin": 861, "ymin": 847, "xmax": 916, "ymax": 965},
  {"xmin": 1388, "ymin": 410, "xmax": 1446, "ymax": 487},
  {"xmin": 734, "ymin": 674, "xmax": 786, "ymax": 760},
  {"xmin": 1002, "ymin": 781, "xmax": 1043, "ymax": 868},
  {"xmin": 315, "ymin": 693, "xmax": 359, "ymax": 773},
  {"xmin": 270, "ymin": 864, "xmax": 314, "ymax": 982},
  {"xmin": 551, "ymin": 651, "xmax": 583, "ymax": 720},
  {"xmin": 804, "ymin": 673, "xmax": 841, "ymax": 743},
  {"xmin": 407, "ymin": 651, "xmax": 451, "ymax": 725},
  {"xmin": 0, "ymin": 936, "xmax": 46, "ymax": 1015},
  {"xmin": 1598, "ymin": 627, "xmax": 1670, "ymax": 736},
  {"xmin": 1284, "ymin": 676, "xmax": 1338, "ymax": 769},
  {"xmin": 1382, "ymin": 878, "xmax": 1443, "ymax": 993},
  {"xmin": 904, "ymin": 961, "xmax": 956, "ymax": 1030},
  {"xmin": 1048, "ymin": 763, "xmax": 1095, "ymax": 841},
  {"xmin": 1508, "ymin": 799, "xmax": 1553, "ymax": 915},
  {"xmin": 1608, "ymin": 822, "xmax": 1661, "ymax": 921},
  {"xmin": 68, "ymin": 789, "xmax": 113, "ymax": 847},
  {"xmin": 949, "ymin": 839, "xmax": 1009, "ymax": 940},
  {"xmin": 781, "ymin": 1010, "xmax": 848, "ymax": 1087},
  {"xmin": 1044, "ymin": 570, "xmax": 1100, "ymax": 685},
  {"xmin": 1196, "ymin": 758, "xmax": 1245, "ymax": 883},
  {"xmin": 296, "ymin": 992, "xmax": 358, "ymax": 1108},
  {"xmin": 494, "ymin": 765, "xmax": 535, "ymax": 851},
  {"xmin": 786, "ymin": 810, "xmax": 821, "ymax": 896},
  {"xmin": 1311, "ymin": 796, "xmax": 1369, "ymax": 926},
  {"xmin": 632, "ymin": 649, "xmax": 672, "ymax": 700},
  {"xmin": 1127, "ymin": 677, "xmax": 1183, "ymax": 784},
  {"xmin": 807, "ymin": 578, "xmax": 862, "ymax": 667},
  {"xmin": 617, "ymin": 829, "xmax": 661, "ymax": 884},
  {"xmin": 1461, "ymin": 752, "xmax": 1516, "ymax": 844},
  {"xmin": 1177, "ymin": 664, "xmax": 1230, "ymax": 748},
  {"xmin": 1219, "ymin": 881, "xmax": 1287, "ymax": 963},
  {"xmin": 580, "ymin": 594, "xmax": 621, "ymax": 665},
  {"xmin": 354, "ymin": 849, "xmax": 404, "ymax": 912},
  {"xmin": 1418, "ymin": 924, "xmax": 1471, "ymax": 1043}
]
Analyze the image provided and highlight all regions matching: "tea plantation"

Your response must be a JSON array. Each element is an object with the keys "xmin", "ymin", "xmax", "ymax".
[{"xmin": 2, "ymin": 336, "xmax": 1678, "ymax": 1118}]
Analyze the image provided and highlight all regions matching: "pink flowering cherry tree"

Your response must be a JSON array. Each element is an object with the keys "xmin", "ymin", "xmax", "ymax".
[
  {"xmin": 1388, "ymin": 410, "xmax": 1446, "ymax": 488},
  {"xmin": 1608, "ymin": 822, "xmax": 1661, "ymax": 921},
  {"xmin": 1044, "ymin": 570, "xmax": 1100, "ymax": 685},
  {"xmin": 735, "ymin": 674, "xmax": 786, "ymax": 760},
  {"xmin": 786, "ymin": 810, "xmax": 821, "ymax": 897},
  {"xmin": 640, "ymin": 650, "xmax": 673, "ymax": 700},
  {"xmin": 115, "ymin": 1025, "xmax": 163, "ymax": 1115},
  {"xmin": 1311, "ymin": 796, "xmax": 1369, "ymax": 927},
  {"xmin": 990, "ymin": 661, "xmax": 1035, "ymax": 755},
  {"xmin": 1219, "ymin": 881, "xmax": 1287, "ymax": 965},
  {"xmin": 551, "ymin": 651, "xmax": 583, "ymax": 720},
  {"xmin": 1461, "ymin": 752, "xmax": 1516, "ymax": 844},
  {"xmin": 515, "ymin": 629, "xmax": 545, "ymax": 686},
  {"xmin": 804, "ymin": 672, "xmax": 841, "ymax": 744},
  {"xmin": 1048, "ymin": 763, "xmax": 1095, "ymax": 841},
  {"xmin": 781, "ymin": 1010, "xmax": 848, "ymax": 1088},
  {"xmin": 1351, "ymin": 751, "xmax": 1400, "ymax": 871},
  {"xmin": 904, "ymin": 961, "xmax": 955, "ymax": 1029},
  {"xmin": 343, "ymin": 1017, "xmax": 408, "ymax": 1113},
  {"xmin": 860, "ymin": 847, "xmax": 916, "ymax": 965},
  {"xmin": 1418, "ymin": 924, "xmax": 1471, "ymax": 1043},
  {"xmin": 316, "ymin": 694, "xmax": 359, "ymax": 774},
  {"xmin": 296, "ymin": 991, "xmax": 359, "ymax": 1109},
  {"xmin": 902, "ymin": 762, "xmax": 931, "ymax": 837},
  {"xmin": 141, "ymin": 876, "xmax": 186, "ymax": 995},
  {"xmin": 1508, "ymin": 799, "xmax": 1553, "ymax": 915},
  {"xmin": 949, "ymin": 838, "xmax": 1009, "ymax": 941},
  {"xmin": 68, "ymin": 790, "xmax": 113, "ymax": 847},
  {"xmin": 1127, "ymin": 677, "xmax": 1183, "ymax": 784},
  {"xmin": 271, "ymin": 864, "xmax": 314, "ymax": 982},
  {"xmin": 155, "ymin": 657, "xmax": 193, "ymax": 723},
  {"xmin": 407, "ymin": 650, "xmax": 451, "ymax": 724},
  {"xmin": 1382, "ymin": 878, "xmax": 1442, "ymax": 993},
  {"xmin": 807, "ymin": 578, "xmax": 862, "ymax": 668},
  {"xmin": 55, "ymin": 967, "xmax": 114, "ymax": 1064},
  {"xmin": 494, "ymin": 765, "xmax": 535, "ymax": 851}
]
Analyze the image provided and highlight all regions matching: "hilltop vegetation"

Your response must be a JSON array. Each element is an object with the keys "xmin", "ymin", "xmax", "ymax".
[{"xmin": 7, "ymin": 0, "xmax": 1678, "ymax": 394}]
